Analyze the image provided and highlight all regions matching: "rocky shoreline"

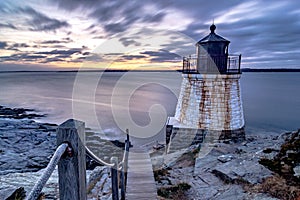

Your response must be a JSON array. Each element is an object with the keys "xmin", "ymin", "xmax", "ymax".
[
  {"xmin": 151, "ymin": 129, "xmax": 300, "ymax": 200},
  {"xmin": 0, "ymin": 105, "xmax": 299, "ymax": 199},
  {"xmin": 0, "ymin": 105, "xmax": 123, "ymax": 199},
  {"xmin": 0, "ymin": 118, "xmax": 57, "ymax": 175}
]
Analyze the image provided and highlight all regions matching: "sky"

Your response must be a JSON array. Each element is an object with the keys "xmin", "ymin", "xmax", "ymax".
[{"xmin": 0, "ymin": 0, "xmax": 299, "ymax": 71}]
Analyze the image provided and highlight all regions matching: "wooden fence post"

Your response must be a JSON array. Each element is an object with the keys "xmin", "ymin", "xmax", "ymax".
[
  {"xmin": 120, "ymin": 163, "xmax": 125, "ymax": 200},
  {"xmin": 57, "ymin": 119, "xmax": 86, "ymax": 200},
  {"xmin": 111, "ymin": 156, "xmax": 119, "ymax": 200},
  {"xmin": 124, "ymin": 133, "xmax": 130, "ymax": 189}
]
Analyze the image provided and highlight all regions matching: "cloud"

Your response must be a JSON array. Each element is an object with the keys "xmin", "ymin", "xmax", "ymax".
[
  {"xmin": 84, "ymin": 53, "xmax": 106, "ymax": 63},
  {"xmin": 5, "ymin": 42, "xmax": 31, "ymax": 51},
  {"xmin": 40, "ymin": 37, "xmax": 73, "ymax": 44},
  {"xmin": 41, "ymin": 57, "xmax": 65, "ymax": 63},
  {"xmin": 1, "ymin": 0, "xmax": 300, "ymax": 69},
  {"xmin": 0, "ymin": 23, "xmax": 17, "ymax": 29},
  {"xmin": 53, "ymin": 0, "xmax": 167, "ymax": 35},
  {"xmin": 11, "ymin": 43, "xmax": 30, "ymax": 48},
  {"xmin": 119, "ymin": 37, "xmax": 141, "ymax": 47},
  {"xmin": 142, "ymin": 12, "xmax": 166, "ymax": 23},
  {"xmin": 141, "ymin": 50, "xmax": 181, "ymax": 62},
  {"xmin": 17, "ymin": 6, "xmax": 70, "ymax": 32},
  {"xmin": 114, "ymin": 54, "xmax": 147, "ymax": 62},
  {"xmin": 0, "ymin": 45, "xmax": 87, "ymax": 64},
  {"xmin": 0, "ymin": 53, "xmax": 47, "ymax": 62},
  {"xmin": 172, "ymin": 1, "xmax": 300, "ymax": 68},
  {"xmin": 36, "ymin": 48, "xmax": 82, "ymax": 56},
  {"xmin": 0, "ymin": 4, "xmax": 70, "ymax": 32},
  {"xmin": 0, "ymin": 42, "xmax": 8, "ymax": 49},
  {"xmin": 70, "ymin": 56, "xmax": 87, "ymax": 63},
  {"xmin": 52, "ymin": 0, "xmax": 98, "ymax": 11}
]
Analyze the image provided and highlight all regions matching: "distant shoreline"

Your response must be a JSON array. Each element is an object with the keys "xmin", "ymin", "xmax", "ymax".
[
  {"xmin": 241, "ymin": 68, "xmax": 300, "ymax": 72},
  {"xmin": 1, "ymin": 68, "xmax": 300, "ymax": 73}
]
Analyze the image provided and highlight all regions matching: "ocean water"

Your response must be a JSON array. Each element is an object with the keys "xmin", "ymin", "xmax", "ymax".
[{"xmin": 0, "ymin": 71, "xmax": 299, "ymax": 141}]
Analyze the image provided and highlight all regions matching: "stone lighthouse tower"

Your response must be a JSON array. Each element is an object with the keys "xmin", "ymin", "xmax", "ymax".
[{"xmin": 166, "ymin": 24, "xmax": 245, "ymax": 152}]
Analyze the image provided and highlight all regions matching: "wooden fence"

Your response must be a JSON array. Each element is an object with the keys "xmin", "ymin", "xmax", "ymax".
[{"xmin": 27, "ymin": 119, "xmax": 131, "ymax": 200}]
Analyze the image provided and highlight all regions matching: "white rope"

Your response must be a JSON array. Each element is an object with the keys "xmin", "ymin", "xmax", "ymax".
[
  {"xmin": 26, "ymin": 143, "xmax": 68, "ymax": 200},
  {"xmin": 85, "ymin": 146, "xmax": 114, "ymax": 167}
]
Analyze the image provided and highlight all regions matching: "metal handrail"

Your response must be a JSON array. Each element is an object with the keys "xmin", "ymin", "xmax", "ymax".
[
  {"xmin": 182, "ymin": 54, "xmax": 241, "ymax": 74},
  {"xmin": 26, "ymin": 143, "xmax": 69, "ymax": 200}
]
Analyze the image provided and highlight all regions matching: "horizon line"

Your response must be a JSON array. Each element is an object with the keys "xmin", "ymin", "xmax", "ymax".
[{"xmin": 1, "ymin": 68, "xmax": 300, "ymax": 73}]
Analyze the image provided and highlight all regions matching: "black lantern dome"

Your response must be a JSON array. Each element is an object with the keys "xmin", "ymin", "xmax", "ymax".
[
  {"xmin": 182, "ymin": 24, "xmax": 241, "ymax": 74},
  {"xmin": 196, "ymin": 24, "xmax": 230, "ymax": 73}
]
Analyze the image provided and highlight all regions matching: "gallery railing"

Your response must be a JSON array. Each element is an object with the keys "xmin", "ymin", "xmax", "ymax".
[{"xmin": 182, "ymin": 54, "xmax": 241, "ymax": 74}]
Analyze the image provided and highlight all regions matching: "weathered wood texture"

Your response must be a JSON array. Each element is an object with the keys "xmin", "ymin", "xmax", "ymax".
[
  {"xmin": 57, "ymin": 119, "xmax": 86, "ymax": 200},
  {"xmin": 126, "ymin": 148, "xmax": 157, "ymax": 200},
  {"xmin": 120, "ymin": 168, "xmax": 125, "ymax": 200},
  {"xmin": 120, "ymin": 135, "xmax": 130, "ymax": 200},
  {"xmin": 110, "ymin": 157, "xmax": 119, "ymax": 200}
]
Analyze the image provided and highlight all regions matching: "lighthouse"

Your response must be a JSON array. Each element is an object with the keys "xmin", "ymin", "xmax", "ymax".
[{"xmin": 166, "ymin": 24, "xmax": 245, "ymax": 152}]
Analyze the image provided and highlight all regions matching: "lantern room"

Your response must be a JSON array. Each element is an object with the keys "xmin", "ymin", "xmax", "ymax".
[{"xmin": 183, "ymin": 24, "xmax": 241, "ymax": 74}]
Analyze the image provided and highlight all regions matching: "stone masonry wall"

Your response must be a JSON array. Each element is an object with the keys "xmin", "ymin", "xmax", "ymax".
[{"xmin": 174, "ymin": 74, "xmax": 244, "ymax": 131}]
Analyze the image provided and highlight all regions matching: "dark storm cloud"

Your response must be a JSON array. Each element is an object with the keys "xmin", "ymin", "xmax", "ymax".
[
  {"xmin": 0, "ymin": 42, "xmax": 8, "ymax": 49},
  {"xmin": 141, "ymin": 50, "xmax": 181, "ymax": 62}
]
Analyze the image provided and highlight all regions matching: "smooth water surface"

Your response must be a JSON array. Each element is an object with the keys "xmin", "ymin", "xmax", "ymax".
[{"xmin": 0, "ymin": 71, "xmax": 299, "ymax": 139}]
